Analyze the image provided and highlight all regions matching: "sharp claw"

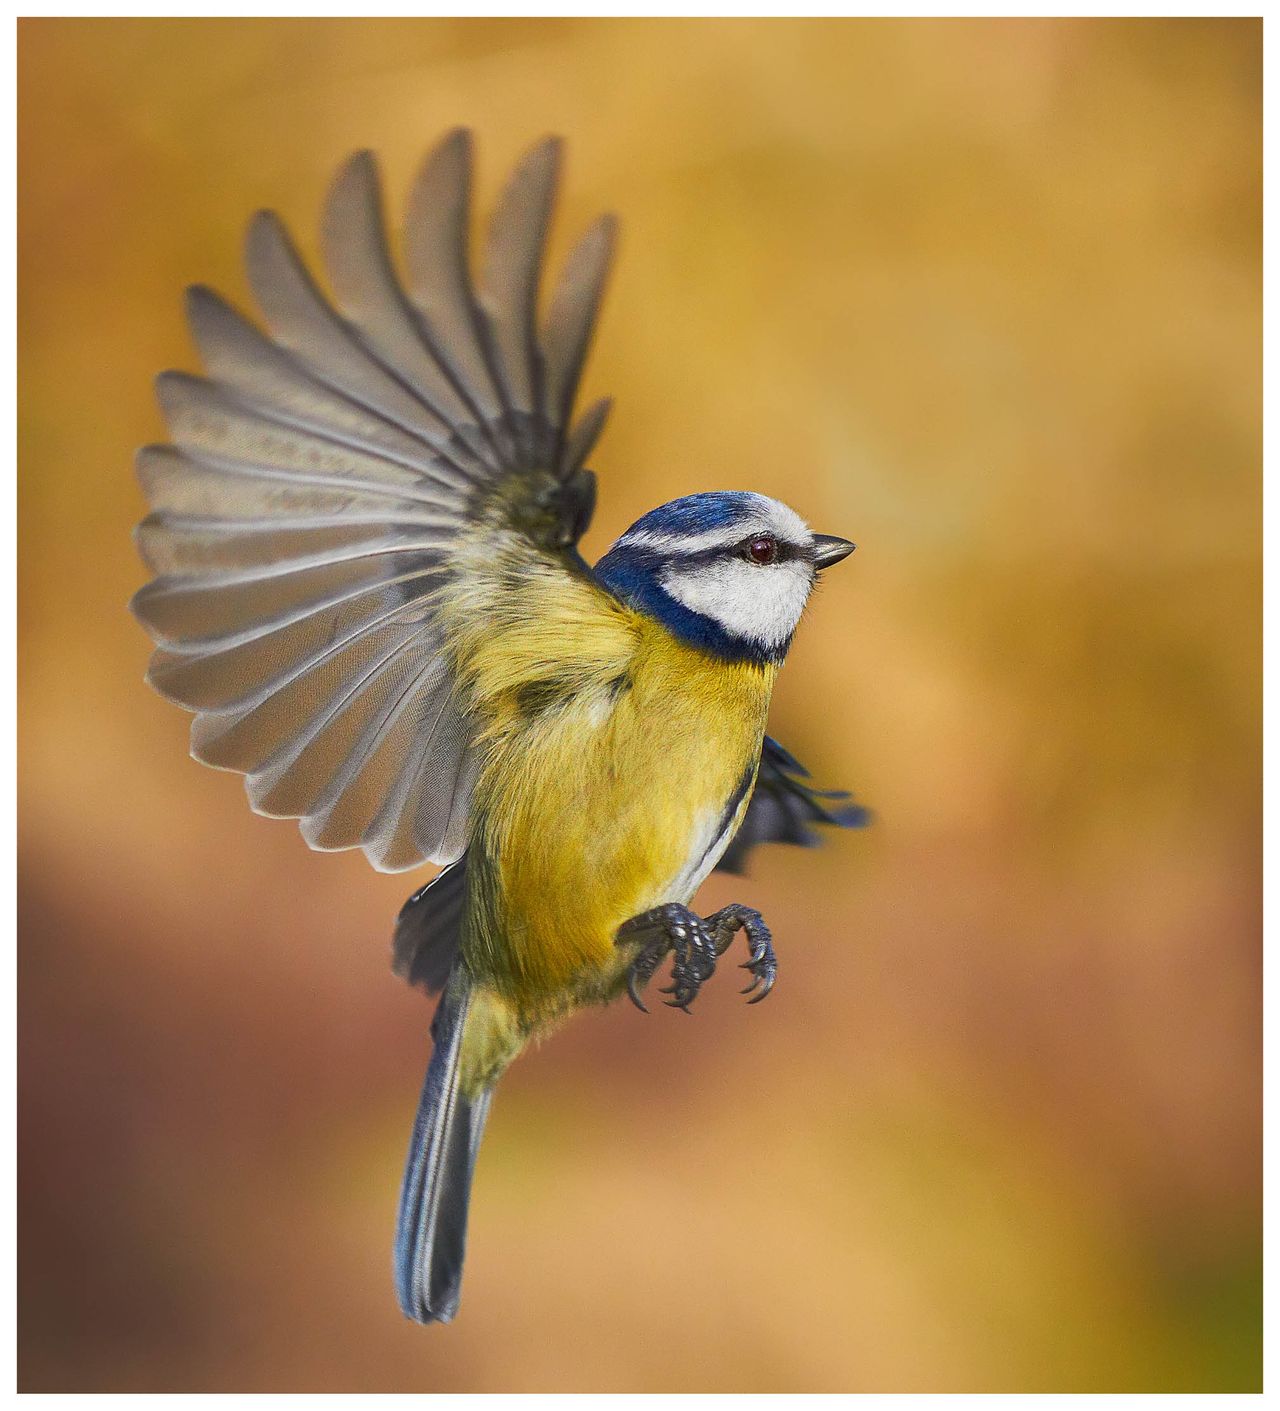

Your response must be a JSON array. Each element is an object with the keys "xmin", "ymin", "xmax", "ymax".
[
  {"xmin": 740, "ymin": 976, "xmax": 760, "ymax": 995},
  {"xmin": 747, "ymin": 972, "xmax": 776, "ymax": 1004},
  {"xmin": 627, "ymin": 971, "xmax": 648, "ymax": 1013}
]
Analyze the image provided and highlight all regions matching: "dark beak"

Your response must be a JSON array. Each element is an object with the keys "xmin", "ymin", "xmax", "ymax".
[{"xmin": 811, "ymin": 534, "xmax": 856, "ymax": 570}]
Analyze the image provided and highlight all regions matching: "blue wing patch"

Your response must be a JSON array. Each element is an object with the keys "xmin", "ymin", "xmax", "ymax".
[{"xmin": 715, "ymin": 737, "xmax": 871, "ymax": 876}]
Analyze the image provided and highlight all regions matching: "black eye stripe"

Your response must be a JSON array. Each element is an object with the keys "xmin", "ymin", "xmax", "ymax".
[{"xmin": 631, "ymin": 536, "xmax": 807, "ymax": 571}]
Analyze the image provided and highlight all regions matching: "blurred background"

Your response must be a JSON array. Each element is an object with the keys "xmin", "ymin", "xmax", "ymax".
[{"xmin": 18, "ymin": 17, "xmax": 1260, "ymax": 1393}]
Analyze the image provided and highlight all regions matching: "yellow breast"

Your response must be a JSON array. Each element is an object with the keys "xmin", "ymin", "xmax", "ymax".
[{"xmin": 462, "ymin": 618, "xmax": 775, "ymax": 1013}]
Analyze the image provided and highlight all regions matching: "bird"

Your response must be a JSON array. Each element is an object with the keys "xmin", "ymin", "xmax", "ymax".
[{"xmin": 130, "ymin": 130, "xmax": 869, "ymax": 1326}]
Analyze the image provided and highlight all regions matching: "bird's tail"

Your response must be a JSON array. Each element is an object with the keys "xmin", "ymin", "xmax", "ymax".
[{"xmin": 394, "ymin": 974, "xmax": 494, "ymax": 1324}]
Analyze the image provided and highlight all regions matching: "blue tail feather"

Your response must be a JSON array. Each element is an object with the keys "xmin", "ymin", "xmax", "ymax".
[{"xmin": 394, "ymin": 977, "xmax": 493, "ymax": 1324}]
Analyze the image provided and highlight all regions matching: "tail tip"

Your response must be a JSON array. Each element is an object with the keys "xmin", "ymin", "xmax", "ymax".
[{"xmin": 396, "ymin": 1282, "xmax": 461, "ymax": 1326}]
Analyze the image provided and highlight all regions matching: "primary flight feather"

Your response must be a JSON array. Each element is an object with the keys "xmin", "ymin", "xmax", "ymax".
[{"xmin": 131, "ymin": 130, "xmax": 868, "ymax": 1325}]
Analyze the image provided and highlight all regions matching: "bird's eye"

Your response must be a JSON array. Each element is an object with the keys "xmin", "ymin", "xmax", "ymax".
[{"xmin": 743, "ymin": 535, "xmax": 778, "ymax": 565}]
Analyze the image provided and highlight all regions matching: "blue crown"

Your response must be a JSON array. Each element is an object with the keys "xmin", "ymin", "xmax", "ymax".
[{"xmin": 612, "ymin": 491, "xmax": 764, "ymax": 541}]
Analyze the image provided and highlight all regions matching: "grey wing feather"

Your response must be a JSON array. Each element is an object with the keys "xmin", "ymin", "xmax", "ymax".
[
  {"xmin": 403, "ymin": 130, "xmax": 508, "ymax": 431},
  {"xmin": 131, "ymin": 132, "xmax": 616, "ymax": 872},
  {"xmin": 479, "ymin": 136, "xmax": 560, "ymax": 428},
  {"xmin": 393, "ymin": 857, "xmax": 469, "ymax": 996},
  {"xmin": 716, "ymin": 737, "xmax": 872, "ymax": 876},
  {"xmin": 542, "ymin": 215, "xmax": 617, "ymax": 468}
]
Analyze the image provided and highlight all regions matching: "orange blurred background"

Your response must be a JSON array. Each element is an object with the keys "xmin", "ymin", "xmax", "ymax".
[{"xmin": 18, "ymin": 17, "xmax": 1260, "ymax": 1392}]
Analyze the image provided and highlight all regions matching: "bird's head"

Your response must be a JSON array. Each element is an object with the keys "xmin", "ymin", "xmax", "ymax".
[{"xmin": 594, "ymin": 491, "xmax": 854, "ymax": 666}]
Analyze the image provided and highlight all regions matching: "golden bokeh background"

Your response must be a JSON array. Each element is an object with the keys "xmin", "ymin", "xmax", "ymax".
[{"xmin": 18, "ymin": 17, "xmax": 1260, "ymax": 1393}]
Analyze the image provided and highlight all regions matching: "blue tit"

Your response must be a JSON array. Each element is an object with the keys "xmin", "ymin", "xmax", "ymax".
[{"xmin": 131, "ymin": 131, "xmax": 870, "ymax": 1326}]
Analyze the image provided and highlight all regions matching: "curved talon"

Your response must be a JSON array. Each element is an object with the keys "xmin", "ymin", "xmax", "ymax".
[
  {"xmin": 742, "ymin": 960, "xmax": 776, "ymax": 1003},
  {"xmin": 627, "ymin": 970, "xmax": 649, "ymax": 1014}
]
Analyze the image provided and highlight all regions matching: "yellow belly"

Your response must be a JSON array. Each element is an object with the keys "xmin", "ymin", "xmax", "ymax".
[{"xmin": 462, "ymin": 622, "xmax": 775, "ymax": 1017}]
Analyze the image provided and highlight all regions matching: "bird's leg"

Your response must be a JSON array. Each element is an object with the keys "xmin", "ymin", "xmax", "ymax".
[
  {"xmin": 704, "ymin": 904, "xmax": 778, "ymax": 1004},
  {"xmin": 615, "ymin": 903, "xmax": 717, "ymax": 1014}
]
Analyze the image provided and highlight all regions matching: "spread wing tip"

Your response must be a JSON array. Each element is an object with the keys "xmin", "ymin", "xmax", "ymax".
[{"xmin": 715, "ymin": 738, "xmax": 872, "ymax": 875}]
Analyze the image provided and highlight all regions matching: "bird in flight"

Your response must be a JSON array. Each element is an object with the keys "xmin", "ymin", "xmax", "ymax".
[{"xmin": 131, "ymin": 130, "xmax": 868, "ymax": 1326}]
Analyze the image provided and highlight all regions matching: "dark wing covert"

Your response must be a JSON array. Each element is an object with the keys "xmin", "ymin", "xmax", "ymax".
[{"xmin": 715, "ymin": 736, "xmax": 871, "ymax": 875}]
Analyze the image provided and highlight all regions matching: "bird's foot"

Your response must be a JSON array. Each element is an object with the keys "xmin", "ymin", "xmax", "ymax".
[
  {"xmin": 616, "ymin": 901, "xmax": 777, "ymax": 1011},
  {"xmin": 616, "ymin": 903, "xmax": 717, "ymax": 1013},
  {"xmin": 704, "ymin": 904, "xmax": 777, "ymax": 1003}
]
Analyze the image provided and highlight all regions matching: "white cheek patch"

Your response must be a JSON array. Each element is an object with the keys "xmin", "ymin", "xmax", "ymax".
[{"xmin": 660, "ymin": 558, "xmax": 813, "ymax": 651}]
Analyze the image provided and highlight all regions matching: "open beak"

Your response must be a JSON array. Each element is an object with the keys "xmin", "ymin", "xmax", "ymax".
[{"xmin": 811, "ymin": 534, "xmax": 856, "ymax": 570}]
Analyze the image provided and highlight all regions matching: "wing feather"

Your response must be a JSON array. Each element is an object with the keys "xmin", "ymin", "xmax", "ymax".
[
  {"xmin": 542, "ymin": 215, "xmax": 617, "ymax": 467},
  {"xmin": 715, "ymin": 737, "xmax": 872, "ymax": 875},
  {"xmin": 155, "ymin": 372, "xmax": 458, "ymax": 499},
  {"xmin": 479, "ymin": 137, "xmax": 560, "ymax": 435},
  {"xmin": 186, "ymin": 623, "xmax": 428, "ymax": 772},
  {"xmin": 392, "ymin": 858, "xmax": 469, "ymax": 996},
  {"xmin": 402, "ymin": 130, "xmax": 508, "ymax": 433},
  {"xmin": 251, "ymin": 644, "xmax": 446, "ymax": 819},
  {"xmin": 132, "ymin": 131, "xmax": 621, "ymax": 871},
  {"xmin": 301, "ymin": 663, "xmax": 453, "ymax": 850},
  {"xmin": 321, "ymin": 151, "xmax": 493, "ymax": 441},
  {"xmin": 183, "ymin": 285, "xmax": 469, "ymax": 479},
  {"xmin": 246, "ymin": 210, "xmax": 469, "ymax": 456},
  {"xmin": 562, "ymin": 397, "xmax": 613, "ymax": 478}
]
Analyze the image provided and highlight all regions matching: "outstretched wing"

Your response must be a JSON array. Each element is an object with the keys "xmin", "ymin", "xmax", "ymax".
[
  {"xmin": 715, "ymin": 737, "xmax": 871, "ymax": 875},
  {"xmin": 131, "ymin": 131, "xmax": 629, "ymax": 872}
]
